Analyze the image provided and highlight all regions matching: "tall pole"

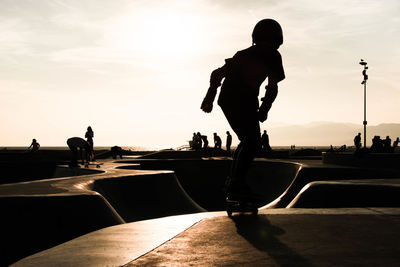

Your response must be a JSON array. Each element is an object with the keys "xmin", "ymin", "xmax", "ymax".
[{"xmin": 360, "ymin": 59, "xmax": 368, "ymax": 148}]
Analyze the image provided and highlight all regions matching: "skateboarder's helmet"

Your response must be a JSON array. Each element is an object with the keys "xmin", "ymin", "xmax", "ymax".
[{"xmin": 252, "ymin": 19, "xmax": 283, "ymax": 47}]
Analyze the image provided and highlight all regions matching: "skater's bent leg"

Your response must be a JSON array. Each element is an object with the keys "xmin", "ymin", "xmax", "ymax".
[{"xmin": 228, "ymin": 136, "xmax": 260, "ymax": 195}]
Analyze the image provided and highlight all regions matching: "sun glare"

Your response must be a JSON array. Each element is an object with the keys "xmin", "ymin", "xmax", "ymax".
[{"xmin": 110, "ymin": 10, "xmax": 207, "ymax": 63}]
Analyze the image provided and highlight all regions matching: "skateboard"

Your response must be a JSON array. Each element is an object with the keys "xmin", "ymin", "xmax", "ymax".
[
  {"xmin": 226, "ymin": 197, "xmax": 258, "ymax": 217},
  {"xmin": 84, "ymin": 162, "xmax": 103, "ymax": 168}
]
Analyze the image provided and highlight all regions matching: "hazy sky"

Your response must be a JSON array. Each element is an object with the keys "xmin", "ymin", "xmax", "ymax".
[{"xmin": 1, "ymin": 0, "xmax": 399, "ymax": 147}]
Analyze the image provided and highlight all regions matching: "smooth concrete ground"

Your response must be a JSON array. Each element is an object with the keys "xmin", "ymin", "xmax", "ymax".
[{"xmin": 14, "ymin": 208, "xmax": 400, "ymax": 267}]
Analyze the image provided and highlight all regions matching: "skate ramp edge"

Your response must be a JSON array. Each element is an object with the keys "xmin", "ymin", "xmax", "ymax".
[
  {"xmin": 271, "ymin": 165, "xmax": 400, "ymax": 208},
  {"xmin": 287, "ymin": 179, "xmax": 400, "ymax": 208}
]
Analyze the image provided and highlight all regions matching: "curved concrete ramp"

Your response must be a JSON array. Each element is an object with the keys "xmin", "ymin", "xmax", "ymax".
[
  {"xmin": 288, "ymin": 179, "xmax": 400, "ymax": 208},
  {"xmin": 271, "ymin": 165, "xmax": 400, "ymax": 208},
  {"xmin": 117, "ymin": 158, "xmax": 301, "ymax": 210},
  {"xmin": 0, "ymin": 162, "xmax": 203, "ymax": 266},
  {"xmin": 92, "ymin": 173, "xmax": 205, "ymax": 222}
]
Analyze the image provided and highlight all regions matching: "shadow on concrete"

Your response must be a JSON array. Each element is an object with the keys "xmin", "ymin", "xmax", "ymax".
[{"xmin": 232, "ymin": 215, "xmax": 314, "ymax": 267}]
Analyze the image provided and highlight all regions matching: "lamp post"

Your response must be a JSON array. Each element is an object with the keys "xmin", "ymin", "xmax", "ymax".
[{"xmin": 359, "ymin": 59, "xmax": 368, "ymax": 148}]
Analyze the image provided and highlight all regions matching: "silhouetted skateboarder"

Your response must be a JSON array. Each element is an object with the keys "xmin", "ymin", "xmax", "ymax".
[{"xmin": 201, "ymin": 19, "xmax": 285, "ymax": 202}]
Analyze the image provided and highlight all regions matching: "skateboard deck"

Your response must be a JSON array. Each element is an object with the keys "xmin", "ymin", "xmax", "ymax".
[
  {"xmin": 226, "ymin": 197, "xmax": 258, "ymax": 217},
  {"xmin": 84, "ymin": 162, "xmax": 103, "ymax": 168}
]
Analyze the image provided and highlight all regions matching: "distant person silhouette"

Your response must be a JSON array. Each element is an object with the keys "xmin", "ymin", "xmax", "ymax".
[
  {"xmin": 191, "ymin": 132, "xmax": 197, "ymax": 150},
  {"xmin": 261, "ymin": 130, "xmax": 272, "ymax": 155},
  {"xmin": 28, "ymin": 138, "xmax": 40, "ymax": 151},
  {"xmin": 201, "ymin": 135, "xmax": 209, "ymax": 149},
  {"xmin": 354, "ymin": 132, "xmax": 362, "ymax": 150},
  {"xmin": 67, "ymin": 137, "xmax": 92, "ymax": 167},
  {"xmin": 195, "ymin": 132, "xmax": 203, "ymax": 151},
  {"xmin": 214, "ymin": 133, "xmax": 222, "ymax": 149},
  {"xmin": 328, "ymin": 145, "xmax": 334, "ymax": 152},
  {"xmin": 85, "ymin": 126, "xmax": 94, "ymax": 158},
  {"xmin": 393, "ymin": 137, "xmax": 399, "ymax": 149},
  {"xmin": 226, "ymin": 131, "xmax": 232, "ymax": 153},
  {"xmin": 201, "ymin": 19, "xmax": 285, "ymax": 199},
  {"xmin": 383, "ymin": 136, "xmax": 392, "ymax": 152}
]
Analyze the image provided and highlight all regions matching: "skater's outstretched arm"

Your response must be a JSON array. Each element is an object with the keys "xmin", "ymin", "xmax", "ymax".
[
  {"xmin": 258, "ymin": 79, "xmax": 279, "ymax": 122},
  {"xmin": 201, "ymin": 65, "xmax": 227, "ymax": 113}
]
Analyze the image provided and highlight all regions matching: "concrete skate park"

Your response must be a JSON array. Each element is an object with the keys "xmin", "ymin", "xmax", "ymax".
[{"xmin": 1, "ymin": 150, "xmax": 400, "ymax": 266}]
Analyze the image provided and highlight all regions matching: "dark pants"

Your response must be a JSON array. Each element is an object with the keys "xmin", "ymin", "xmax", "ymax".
[{"xmin": 221, "ymin": 103, "xmax": 261, "ymax": 189}]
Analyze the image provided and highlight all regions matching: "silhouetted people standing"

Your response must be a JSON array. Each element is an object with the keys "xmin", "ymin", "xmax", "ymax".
[
  {"xmin": 28, "ymin": 138, "xmax": 40, "ymax": 151},
  {"xmin": 201, "ymin": 19, "xmax": 285, "ymax": 199},
  {"xmin": 67, "ymin": 137, "xmax": 92, "ymax": 167},
  {"xmin": 354, "ymin": 132, "xmax": 361, "ymax": 150},
  {"xmin": 214, "ymin": 133, "xmax": 222, "ymax": 149},
  {"xmin": 261, "ymin": 130, "xmax": 271, "ymax": 155},
  {"xmin": 226, "ymin": 131, "xmax": 232, "ymax": 153},
  {"xmin": 371, "ymin": 136, "xmax": 384, "ymax": 153}
]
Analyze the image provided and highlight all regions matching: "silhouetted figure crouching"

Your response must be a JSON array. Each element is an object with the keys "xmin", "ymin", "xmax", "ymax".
[
  {"xmin": 28, "ymin": 138, "xmax": 40, "ymax": 152},
  {"xmin": 67, "ymin": 137, "xmax": 92, "ymax": 167},
  {"xmin": 201, "ymin": 19, "xmax": 285, "ymax": 199},
  {"xmin": 214, "ymin": 133, "xmax": 222, "ymax": 149},
  {"xmin": 201, "ymin": 135, "xmax": 209, "ymax": 149},
  {"xmin": 111, "ymin": 146, "xmax": 123, "ymax": 159}
]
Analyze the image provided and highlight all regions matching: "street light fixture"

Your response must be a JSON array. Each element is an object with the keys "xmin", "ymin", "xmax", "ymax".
[{"xmin": 359, "ymin": 59, "xmax": 368, "ymax": 148}]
